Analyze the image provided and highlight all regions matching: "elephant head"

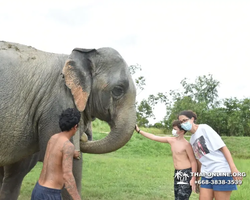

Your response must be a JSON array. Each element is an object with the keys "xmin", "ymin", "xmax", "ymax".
[{"xmin": 62, "ymin": 47, "xmax": 136, "ymax": 154}]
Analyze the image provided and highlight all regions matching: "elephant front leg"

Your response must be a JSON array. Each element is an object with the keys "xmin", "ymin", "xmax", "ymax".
[
  {"xmin": 61, "ymin": 156, "xmax": 83, "ymax": 200},
  {"xmin": 0, "ymin": 154, "xmax": 39, "ymax": 200}
]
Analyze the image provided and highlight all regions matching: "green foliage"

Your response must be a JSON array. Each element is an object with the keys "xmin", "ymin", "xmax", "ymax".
[
  {"xmin": 164, "ymin": 96, "xmax": 207, "ymax": 129},
  {"xmin": 222, "ymin": 98, "xmax": 250, "ymax": 136},
  {"xmin": 197, "ymin": 108, "xmax": 228, "ymax": 135},
  {"xmin": 161, "ymin": 74, "xmax": 220, "ymax": 128},
  {"xmin": 129, "ymin": 64, "xmax": 145, "ymax": 94},
  {"xmin": 129, "ymin": 64, "xmax": 152, "ymax": 127},
  {"xmin": 141, "ymin": 127, "xmax": 167, "ymax": 135},
  {"xmin": 92, "ymin": 118, "xmax": 110, "ymax": 133},
  {"xmin": 181, "ymin": 74, "xmax": 220, "ymax": 108},
  {"xmin": 152, "ymin": 122, "xmax": 165, "ymax": 129},
  {"xmin": 136, "ymin": 99, "xmax": 155, "ymax": 127},
  {"xmin": 222, "ymin": 136, "xmax": 250, "ymax": 159},
  {"xmin": 153, "ymin": 74, "xmax": 250, "ymax": 136},
  {"xmin": 116, "ymin": 133, "xmax": 172, "ymax": 158}
]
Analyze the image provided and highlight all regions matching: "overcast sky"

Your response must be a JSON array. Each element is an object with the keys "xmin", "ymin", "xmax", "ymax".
[{"xmin": 1, "ymin": 0, "xmax": 250, "ymax": 123}]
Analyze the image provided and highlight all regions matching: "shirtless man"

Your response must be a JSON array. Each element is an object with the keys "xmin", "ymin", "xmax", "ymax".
[
  {"xmin": 31, "ymin": 108, "xmax": 81, "ymax": 200},
  {"xmin": 135, "ymin": 120, "xmax": 197, "ymax": 200}
]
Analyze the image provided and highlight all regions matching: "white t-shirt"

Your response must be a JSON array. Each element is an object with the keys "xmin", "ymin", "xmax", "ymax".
[{"xmin": 190, "ymin": 124, "xmax": 230, "ymax": 177}]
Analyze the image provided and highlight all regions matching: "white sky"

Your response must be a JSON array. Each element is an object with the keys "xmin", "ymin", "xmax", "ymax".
[{"xmin": 1, "ymin": 0, "xmax": 250, "ymax": 123}]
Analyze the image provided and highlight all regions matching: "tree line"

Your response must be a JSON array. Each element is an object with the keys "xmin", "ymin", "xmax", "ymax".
[{"xmin": 130, "ymin": 64, "xmax": 250, "ymax": 136}]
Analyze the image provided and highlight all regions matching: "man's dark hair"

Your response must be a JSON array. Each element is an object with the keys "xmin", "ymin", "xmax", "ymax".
[
  {"xmin": 172, "ymin": 120, "xmax": 187, "ymax": 134},
  {"xmin": 59, "ymin": 108, "xmax": 81, "ymax": 132},
  {"xmin": 178, "ymin": 110, "xmax": 197, "ymax": 122}
]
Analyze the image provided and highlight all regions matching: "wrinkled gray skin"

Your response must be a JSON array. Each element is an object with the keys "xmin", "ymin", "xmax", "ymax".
[{"xmin": 0, "ymin": 41, "xmax": 136, "ymax": 199}]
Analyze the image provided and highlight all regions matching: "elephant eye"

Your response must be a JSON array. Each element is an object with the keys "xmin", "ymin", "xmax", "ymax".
[{"xmin": 112, "ymin": 86, "xmax": 124, "ymax": 99}]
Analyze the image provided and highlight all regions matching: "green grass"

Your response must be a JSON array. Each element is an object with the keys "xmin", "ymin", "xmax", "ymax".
[
  {"xmin": 18, "ymin": 121, "xmax": 250, "ymax": 199},
  {"xmin": 221, "ymin": 136, "xmax": 250, "ymax": 159}
]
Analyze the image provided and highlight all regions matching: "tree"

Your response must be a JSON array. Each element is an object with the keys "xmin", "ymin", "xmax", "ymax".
[
  {"xmin": 161, "ymin": 74, "xmax": 250, "ymax": 136},
  {"xmin": 129, "ymin": 64, "xmax": 154, "ymax": 127},
  {"xmin": 136, "ymin": 99, "xmax": 155, "ymax": 127},
  {"xmin": 199, "ymin": 108, "xmax": 228, "ymax": 135},
  {"xmin": 240, "ymin": 98, "xmax": 250, "ymax": 136},
  {"xmin": 129, "ymin": 64, "xmax": 145, "ymax": 94},
  {"xmin": 163, "ymin": 95, "xmax": 207, "ymax": 129},
  {"xmin": 180, "ymin": 74, "xmax": 220, "ymax": 109},
  {"xmin": 223, "ymin": 98, "xmax": 250, "ymax": 136},
  {"xmin": 161, "ymin": 74, "xmax": 221, "ymax": 129}
]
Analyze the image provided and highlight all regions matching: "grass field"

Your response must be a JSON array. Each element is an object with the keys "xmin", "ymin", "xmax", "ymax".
[{"xmin": 18, "ymin": 123, "xmax": 250, "ymax": 200}]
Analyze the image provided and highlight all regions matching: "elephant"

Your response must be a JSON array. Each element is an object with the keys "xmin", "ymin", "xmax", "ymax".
[{"xmin": 0, "ymin": 41, "xmax": 136, "ymax": 199}]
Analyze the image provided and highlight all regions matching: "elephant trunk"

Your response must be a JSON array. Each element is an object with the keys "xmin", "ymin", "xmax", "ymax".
[{"xmin": 80, "ymin": 105, "xmax": 136, "ymax": 154}]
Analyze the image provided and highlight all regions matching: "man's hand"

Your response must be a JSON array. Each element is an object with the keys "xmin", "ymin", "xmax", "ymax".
[{"xmin": 73, "ymin": 151, "xmax": 81, "ymax": 160}]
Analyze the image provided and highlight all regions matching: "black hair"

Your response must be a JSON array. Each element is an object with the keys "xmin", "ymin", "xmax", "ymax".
[
  {"xmin": 178, "ymin": 110, "xmax": 197, "ymax": 122},
  {"xmin": 59, "ymin": 108, "xmax": 81, "ymax": 132},
  {"xmin": 172, "ymin": 120, "xmax": 187, "ymax": 134}
]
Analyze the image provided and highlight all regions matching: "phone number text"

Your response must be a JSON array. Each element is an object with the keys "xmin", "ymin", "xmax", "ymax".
[{"xmin": 195, "ymin": 180, "xmax": 242, "ymax": 185}]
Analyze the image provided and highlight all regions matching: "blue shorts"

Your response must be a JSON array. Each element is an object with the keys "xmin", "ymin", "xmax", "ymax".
[
  {"xmin": 200, "ymin": 176, "xmax": 237, "ymax": 191},
  {"xmin": 31, "ymin": 182, "xmax": 62, "ymax": 200}
]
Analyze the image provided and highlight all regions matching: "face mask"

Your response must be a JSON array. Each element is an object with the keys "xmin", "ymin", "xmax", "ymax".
[
  {"xmin": 181, "ymin": 120, "xmax": 192, "ymax": 131},
  {"xmin": 172, "ymin": 129, "xmax": 179, "ymax": 137}
]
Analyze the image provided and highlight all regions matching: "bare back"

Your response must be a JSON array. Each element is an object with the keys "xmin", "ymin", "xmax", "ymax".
[
  {"xmin": 170, "ymin": 138, "xmax": 192, "ymax": 170},
  {"xmin": 38, "ymin": 133, "xmax": 74, "ymax": 189}
]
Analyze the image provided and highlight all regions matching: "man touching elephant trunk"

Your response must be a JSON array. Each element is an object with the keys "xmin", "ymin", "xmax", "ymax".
[
  {"xmin": 31, "ymin": 108, "xmax": 81, "ymax": 200},
  {"xmin": 73, "ymin": 121, "xmax": 92, "ymax": 159}
]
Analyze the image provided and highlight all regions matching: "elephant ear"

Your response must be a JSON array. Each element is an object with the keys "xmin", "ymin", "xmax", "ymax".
[{"xmin": 62, "ymin": 48, "xmax": 96, "ymax": 112}]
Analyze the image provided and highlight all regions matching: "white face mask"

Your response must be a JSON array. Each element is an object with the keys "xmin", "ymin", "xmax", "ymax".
[{"xmin": 172, "ymin": 129, "xmax": 179, "ymax": 137}]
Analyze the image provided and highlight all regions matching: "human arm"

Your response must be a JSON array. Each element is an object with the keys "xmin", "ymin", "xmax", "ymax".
[
  {"xmin": 62, "ymin": 141, "xmax": 81, "ymax": 200},
  {"xmin": 220, "ymin": 146, "xmax": 242, "ymax": 181},
  {"xmin": 195, "ymin": 159, "xmax": 201, "ymax": 193},
  {"xmin": 196, "ymin": 159, "xmax": 201, "ymax": 178},
  {"xmin": 135, "ymin": 124, "xmax": 171, "ymax": 143},
  {"xmin": 186, "ymin": 143, "xmax": 197, "ymax": 192}
]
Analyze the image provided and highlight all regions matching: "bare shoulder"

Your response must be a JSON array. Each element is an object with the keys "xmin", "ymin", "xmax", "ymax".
[
  {"xmin": 49, "ymin": 133, "xmax": 60, "ymax": 141},
  {"xmin": 46, "ymin": 134, "xmax": 59, "ymax": 147},
  {"xmin": 62, "ymin": 140, "xmax": 74, "ymax": 148},
  {"xmin": 183, "ymin": 138, "xmax": 189, "ymax": 143},
  {"xmin": 167, "ymin": 137, "xmax": 175, "ymax": 143},
  {"xmin": 185, "ymin": 141, "xmax": 192, "ymax": 148}
]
